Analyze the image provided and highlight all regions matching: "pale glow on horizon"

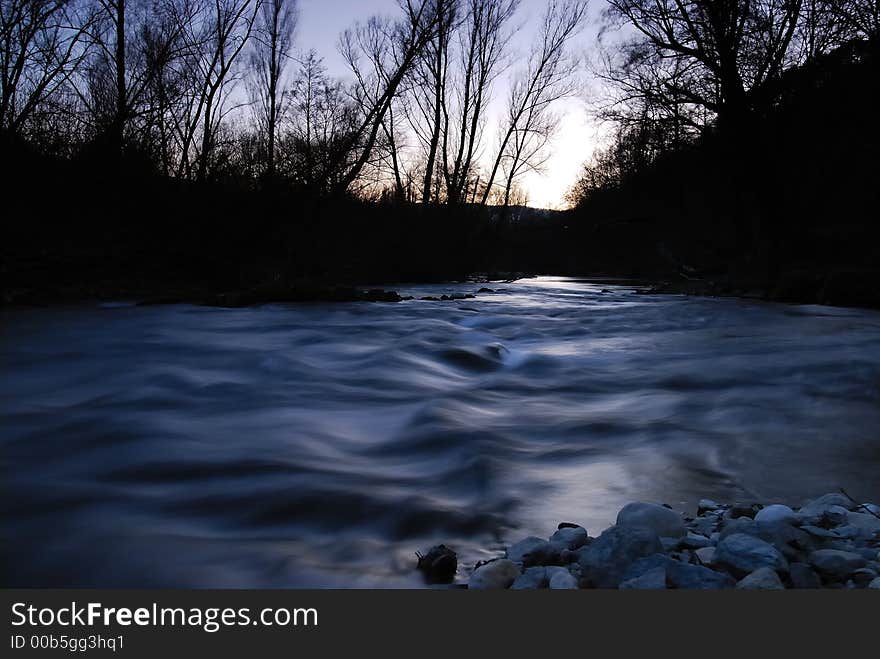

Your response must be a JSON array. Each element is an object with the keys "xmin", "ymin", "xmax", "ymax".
[{"xmin": 296, "ymin": 0, "xmax": 603, "ymax": 209}]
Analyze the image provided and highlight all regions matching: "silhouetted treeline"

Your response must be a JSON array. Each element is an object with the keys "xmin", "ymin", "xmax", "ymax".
[
  {"xmin": 3, "ymin": 0, "xmax": 880, "ymax": 306},
  {"xmin": 1, "ymin": 0, "xmax": 588, "ymax": 204},
  {"xmin": 567, "ymin": 1, "xmax": 880, "ymax": 307}
]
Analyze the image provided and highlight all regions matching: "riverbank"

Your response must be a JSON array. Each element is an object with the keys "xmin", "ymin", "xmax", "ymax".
[
  {"xmin": 422, "ymin": 492, "xmax": 880, "ymax": 589},
  {"xmin": 637, "ymin": 269, "xmax": 880, "ymax": 310}
]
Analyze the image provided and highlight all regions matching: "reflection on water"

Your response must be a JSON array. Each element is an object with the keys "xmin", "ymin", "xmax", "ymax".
[{"xmin": 2, "ymin": 277, "xmax": 880, "ymax": 587}]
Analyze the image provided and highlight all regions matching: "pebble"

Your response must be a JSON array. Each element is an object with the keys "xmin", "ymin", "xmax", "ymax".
[
  {"xmin": 469, "ymin": 559, "xmax": 521, "ymax": 589},
  {"xmin": 578, "ymin": 525, "xmax": 663, "ymax": 588},
  {"xmin": 808, "ymin": 549, "xmax": 867, "ymax": 580},
  {"xmin": 619, "ymin": 566, "xmax": 667, "ymax": 590},
  {"xmin": 449, "ymin": 494, "xmax": 879, "ymax": 590},
  {"xmin": 754, "ymin": 504, "xmax": 797, "ymax": 525},
  {"xmin": 715, "ymin": 533, "xmax": 789, "ymax": 574},
  {"xmin": 736, "ymin": 567, "xmax": 785, "ymax": 590},
  {"xmin": 789, "ymin": 562, "xmax": 822, "ymax": 589},
  {"xmin": 506, "ymin": 537, "xmax": 559, "ymax": 567},
  {"xmin": 510, "ymin": 566, "xmax": 548, "ymax": 590},
  {"xmin": 616, "ymin": 501, "xmax": 686, "ymax": 538},
  {"xmin": 549, "ymin": 526, "xmax": 589, "ymax": 551},
  {"xmin": 548, "ymin": 570, "xmax": 578, "ymax": 589},
  {"xmin": 695, "ymin": 547, "xmax": 717, "ymax": 565},
  {"xmin": 697, "ymin": 499, "xmax": 722, "ymax": 515}
]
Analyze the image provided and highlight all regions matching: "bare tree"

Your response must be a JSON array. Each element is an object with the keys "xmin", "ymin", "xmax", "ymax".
[
  {"xmin": 443, "ymin": 0, "xmax": 519, "ymax": 205},
  {"xmin": 604, "ymin": 0, "xmax": 803, "ymax": 130},
  {"xmin": 0, "ymin": 0, "xmax": 94, "ymax": 133},
  {"xmin": 406, "ymin": 0, "xmax": 457, "ymax": 203},
  {"xmin": 480, "ymin": 0, "xmax": 586, "ymax": 206},
  {"xmin": 175, "ymin": 0, "xmax": 260, "ymax": 180},
  {"xmin": 249, "ymin": 0, "xmax": 296, "ymax": 178},
  {"xmin": 336, "ymin": 0, "xmax": 441, "ymax": 196},
  {"xmin": 825, "ymin": 0, "xmax": 880, "ymax": 40},
  {"xmin": 284, "ymin": 49, "xmax": 359, "ymax": 192}
]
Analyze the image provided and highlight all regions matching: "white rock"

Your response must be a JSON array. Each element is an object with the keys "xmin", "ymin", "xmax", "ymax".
[
  {"xmin": 845, "ymin": 511, "xmax": 880, "ymax": 534},
  {"xmin": 697, "ymin": 499, "xmax": 721, "ymax": 514},
  {"xmin": 506, "ymin": 536, "xmax": 554, "ymax": 565},
  {"xmin": 695, "ymin": 547, "xmax": 717, "ymax": 565},
  {"xmin": 619, "ymin": 566, "xmax": 668, "ymax": 590},
  {"xmin": 736, "ymin": 567, "xmax": 785, "ymax": 590},
  {"xmin": 860, "ymin": 503, "xmax": 880, "ymax": 515},
  {"xmin": 469, "ymin": 559, "xmax": 521, "ymax": 589},
  {"xmin": 548, "ymin": 570, "xmax": 578, "ymax": 589},
  {"xmin": 868, "ymin": 577, "xmax": 880, "ymax": 589},
  {"xmin": 809, "ymin": 550, "xmax": 867, "ymax": 580},
  {"xmin": 754, "ymin": 504, "xmax": 797, "ymax": 525},
  {"xmin": 549, "ymin": 526, "xmax": 589, "ymax": 551},
  {"xmin": 617, "ymin": 502, "xmax": 686, "ymax": 538},
  {"xmin": 716, "ymin": 533, "xmax": 788, "ymax": 573},
  {"xmin": 799, "ymin": 493, "xmax": 854, "ymax": 516},
  {"xmin": 510, "ymin": 566, "xmax": 547, "ymax": 590}
]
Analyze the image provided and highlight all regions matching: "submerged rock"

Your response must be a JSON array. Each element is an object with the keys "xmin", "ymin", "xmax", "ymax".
[
  {"xmin": 616, "ymin": 502, "xmax": 686, "ymax": 538},
  {"xmin": 469, "ymin": 559, "xmax": 521, "ymax": 589}
]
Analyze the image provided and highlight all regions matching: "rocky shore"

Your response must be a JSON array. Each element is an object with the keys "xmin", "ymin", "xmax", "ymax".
[{"xmin": 419, "ymin": 492, "xmax": 880, "ymax": 589}]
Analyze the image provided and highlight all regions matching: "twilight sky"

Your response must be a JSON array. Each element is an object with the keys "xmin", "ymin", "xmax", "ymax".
[{"xmin": 295, "ymin": 0, "xmax": 604, "ymax": 209}]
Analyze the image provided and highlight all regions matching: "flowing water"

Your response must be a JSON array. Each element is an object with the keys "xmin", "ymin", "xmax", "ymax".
[{"xmin": 2, "ymin": 277, "xmax": 880, "ymax": 587}]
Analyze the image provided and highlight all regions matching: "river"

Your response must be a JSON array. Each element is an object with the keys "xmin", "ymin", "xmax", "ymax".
[{"xmin": 2, "ymin": 277, "xmax": 880, "ymax": 587}]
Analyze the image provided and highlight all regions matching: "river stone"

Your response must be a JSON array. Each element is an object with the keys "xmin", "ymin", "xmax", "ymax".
[
  {"xmin": 623, "ymin": 554, "xmax": 733, "ymax": 589},
  {"xmin": 550, "ymin": 526, "xmax": 589, "ymax": 551},
  {"xmin": 855, "ymin": 547, "xmax": 880, "ymax": 562},
  {"xmin": 727, "ymin": 503, "xmax": 761, "ymax": 520},
  {"xmin": 736, "ymin": 567, "xmax": 785, "ymax": 590},
  {"xmin": 845, "ymin": 511, "xmax": 880, "ymax": 535},
  {"xmin": 808, "ymin": 549, "xmax": 867, "ymax": 581},
  {"xmin": 510, "ymin": 566, "xmax": 547, "ymax": 590},
  {"xmin": 469, "ymin": 559, "xmax": 521, "ymax": 589},
  {"xmin": 799, "ymin": 493, "xmax": 854, "ymax": 516},
  {"xmin": 689, "ymin": 516, "xmax": 718, "ymax": 537},
  {"xmin": 680, "ymin": 532, "xmax": 711, "ymax": 549},
  {"xmin": 619, "ymin": 566, "xmax": 668, "ymax": 590},
  {"xmin": 789, "ymin": 563, "xmax": 822, "ymax": 589},
  {"xmin": 506, "ymin": 536, "xmax": 559, "ymax": 566},
  {"xmin": 755, "ymin": 504, "xmax": 798, "ymax": 525},
  {"xmin": 548, "ymin": 570, "xmax": 578, "ymax": 590},
  {"xmin": 852, "ymin": 568, "xmax": 878, "ymax": 587},
  {"xmin": 720, "ymin": 517, "xmax": 757, "ymax": 538},
  {"xmin": 617, "ymin": 502, "xmax": 686, "ymax": 538},
  {"xmin": 697, "ymin": 499, "xmax": 722, "ymax": 515},
  {"xmin": 869, "ymin": 577, "xmax": 880, "ymax": 589},
  {"xmin": 716, "ymin": 533, "xmax": 789, "ymax": 574},
  {"xmin": 695, "ymin": 547, "xmax": 717, "ymax": 565},
  {"xmin": 578, "ymin": 525, "xmax": 663, "ymax": 588}
]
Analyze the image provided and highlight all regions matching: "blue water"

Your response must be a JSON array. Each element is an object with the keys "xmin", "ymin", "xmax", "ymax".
[{"xmin": 2, "ymin": 277, "xmax": 880, "ymax": 587}]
